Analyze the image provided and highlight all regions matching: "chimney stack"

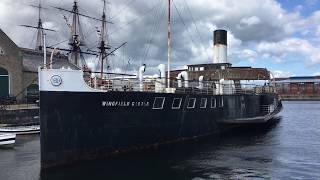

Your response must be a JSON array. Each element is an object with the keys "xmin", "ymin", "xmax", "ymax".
[{"xmin": 213, "ymin": 29, "xmax": 227, "ymax": 64}]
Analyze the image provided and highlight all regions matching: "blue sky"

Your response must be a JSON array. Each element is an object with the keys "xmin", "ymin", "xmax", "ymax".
[{"xmin": 279, "ymin": 0, "xmax": 319, "ymax": 15}]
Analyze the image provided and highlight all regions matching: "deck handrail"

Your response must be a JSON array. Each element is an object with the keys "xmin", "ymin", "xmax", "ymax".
[{"xmin": 84, "ymin": 77, "xmax": 276, "ymax": 95}]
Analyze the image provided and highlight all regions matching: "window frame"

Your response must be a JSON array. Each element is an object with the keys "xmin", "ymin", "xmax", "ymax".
[
  {"xmin": 219, "ymin": 97, "xmax": 224, "ymax": 107},
  {"xmin": 153, "ymin": 97, "xmax": 165, "ymax": 110},
  {"xmin": 172, "ymin": 98, "xmax": 182, "ymax": 109},
  {"xmin": 210, "ymin": 98, "xmax": 216, "ymax": 108},
  {"xmin": 200, "ymin": 98, "xmax": 207, "ymax": 109},
  {"xmin": 187, "ymin": 98, "xmax": 196, "ymax": 109}
]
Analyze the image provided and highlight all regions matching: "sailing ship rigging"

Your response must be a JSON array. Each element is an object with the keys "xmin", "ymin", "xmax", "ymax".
[
  {"xmin": 20, "ymin": 0, "xmax": 55, "ymax": 51},
  {"xmin": 50, "ymin": 0, "xmax": 131, "ymax": 79}
]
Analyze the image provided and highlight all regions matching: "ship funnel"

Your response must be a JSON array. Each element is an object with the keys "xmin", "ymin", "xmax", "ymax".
[{"xmin": 213, "ymin": 29, "xmax": 227, "ymax": 64}]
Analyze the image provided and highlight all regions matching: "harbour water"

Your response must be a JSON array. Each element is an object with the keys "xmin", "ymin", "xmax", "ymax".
[{"xmin": 0, "ymin": 101, "xmax": 319, "ymax": 180}]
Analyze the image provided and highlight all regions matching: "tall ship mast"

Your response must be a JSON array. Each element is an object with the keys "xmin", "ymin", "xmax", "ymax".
[
  {"xmin": 35, "ymin": 0, "xmax": 44, "ymax": 51},
  {"xmin": 21, "ymin": 0, "xmax": 55, "ymax": 51},
  {"xmin": 38, "ymin": 0, "xmax": 283, "ymax": 170},
  {"xmin": 53, "ymin": 0, "xmax": 107, "ymax": 69},
  {"xmin": 68, "ymin": 0, "xmax": 86, "ymax": 68},
  {"xmin": 98, "ymin": 0, "xmax": 111, "ymax": 79}
]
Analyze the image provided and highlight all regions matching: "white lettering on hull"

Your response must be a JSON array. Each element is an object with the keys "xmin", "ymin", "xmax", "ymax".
[{"xmin": 102, "ymin": 101, "xmax": 150, "ymax": 107}]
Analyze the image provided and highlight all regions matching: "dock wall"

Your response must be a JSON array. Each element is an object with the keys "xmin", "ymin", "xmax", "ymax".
[{"xmin": 0, "ymin": 106, "xmax": 39, "ymax": 125}]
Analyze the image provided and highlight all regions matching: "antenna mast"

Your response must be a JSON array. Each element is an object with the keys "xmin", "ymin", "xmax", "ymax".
[{"xmin": 167, "ymin": 0, "xmax": 172, "ymax": 88}]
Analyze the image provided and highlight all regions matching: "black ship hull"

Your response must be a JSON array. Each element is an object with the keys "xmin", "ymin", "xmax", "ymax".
[{"xmin": 40, "ymin": 91, "xmax": 281, "ymax": 169}]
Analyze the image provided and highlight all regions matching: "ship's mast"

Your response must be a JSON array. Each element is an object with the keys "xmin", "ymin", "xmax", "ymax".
[
  {"xmin": 167, "ymin": 0, "xmax": 172, "ymax": 88},
  {"xmin": 99, "ymin": 0, "xmax": 111, "ymax": 79},
  {"xmin": 69, "ymin": 0, "xmax": 86, "ymax": 68},
  {"xmin": 52, "ymin": 0, "xmax": 127, "ymax": 73},
  {"xmin": 35, "ymin": 0, "xmax": 44, "ymax": 51},
  {"xmin": 21, "ymin": 0, "xmax": 55, "ymax": 51}
]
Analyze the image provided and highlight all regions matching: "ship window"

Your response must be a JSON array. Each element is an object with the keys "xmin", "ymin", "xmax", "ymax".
[
  {"xmin": 211, "ymin": 98, "xmax": 216, "ymax": 108},
  {"xmin": 200, "ymin": 98, "xmax": 207, "ymax": 108},
  {"xmin": 153, "ymin": 97, "xmax": 165, "ymax": 109},
  {"xmin": 172, "ymin": 98, "xmax": 182, "ymax": 109},
  {"xmin": 187, "ymin": 98, "xmax": 196, "ymax": 108},
  {"xmin": 219, "ymin": 97, "xmax": 224, "ymax": 107}
]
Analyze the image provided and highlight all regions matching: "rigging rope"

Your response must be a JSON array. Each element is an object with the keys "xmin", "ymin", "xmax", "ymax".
[
  {"xmin": 182, "ymin": 0, "xmax": 211, "ymax": 62},
  {"xmin": 109, "ymin": 0, "xmax": 163, "ymax": 35},
  {"xmin": 172, "ymin": 1, "xmax": 211, "ymax": 62},
  {"xmin": 141, "ymin": 0, "xmax": 165, "ymax": 65},
  {"xmin": 109, "ymin": 0, "xmax": 137, "ymax": 20}
]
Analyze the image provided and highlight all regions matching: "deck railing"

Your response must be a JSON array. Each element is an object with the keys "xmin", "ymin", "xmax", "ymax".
[{"xmin": 86, "ymin": 77, "xmax": 276, "ymax": 95}]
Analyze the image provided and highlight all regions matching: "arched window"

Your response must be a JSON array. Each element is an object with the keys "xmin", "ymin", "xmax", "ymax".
[{"xmin": 0, "ymin": 67, "xmax": 8, "ymax": 75}]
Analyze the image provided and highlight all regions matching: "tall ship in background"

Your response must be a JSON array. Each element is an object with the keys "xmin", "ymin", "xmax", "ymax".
[{"xmin": 38, "ymin": 0, "xmax": 282, "ymax": 169}]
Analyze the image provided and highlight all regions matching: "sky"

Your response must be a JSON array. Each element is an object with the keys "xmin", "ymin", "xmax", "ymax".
[{"xmin": 1, "ymin": 0, "xmax": 320, "ymax": 77}]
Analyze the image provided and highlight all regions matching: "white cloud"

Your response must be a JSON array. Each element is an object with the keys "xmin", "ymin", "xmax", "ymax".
[
  {"xmin": 0, "ymin": 0, "xmax": 320, "ymax": 75},
  {"xmin": 257, "ymin": 38, "xmax": 320, "ymax": 64},
  {"xmin": 273, "ymin": 70, "xmax": 293, "ymax": 78},
  {"xmin": 239, "ymin": 49, "xmax": 258, "ymax": 63},
  {"xmin": 240, "ymin": 16, "xmax": 261, "ymax": 26},
  {"xmin": 313, "ymin": 72, "xmax": 320, "ymax": 76}
]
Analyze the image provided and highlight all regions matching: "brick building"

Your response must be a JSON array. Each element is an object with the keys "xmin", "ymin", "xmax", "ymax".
[
  {"xmin": 0, "ymin": 28, "xmax": 73, "ymax": 101},
  {"xmin": 275, "ymin": 76, "xmax": 320, "ymax": 100}
]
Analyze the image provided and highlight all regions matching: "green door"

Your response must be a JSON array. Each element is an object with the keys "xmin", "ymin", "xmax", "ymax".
[{"xmin": 0, "ymin": 67, "xmax": 9, "ymax": 98}]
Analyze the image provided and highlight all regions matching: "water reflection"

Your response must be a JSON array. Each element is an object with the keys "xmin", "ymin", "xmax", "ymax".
[
  {"xmin": 41, "ymin": 119, "xmax": 281, "ymax": 180},
  {"xmin": 1, "ymin": 102, "xmax": 320, "ymax": 180}
]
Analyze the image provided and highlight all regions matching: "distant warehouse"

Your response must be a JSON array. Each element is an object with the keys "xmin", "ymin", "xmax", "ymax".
[{"xmin": 275, "ymin": 76, "xmax": 320, "ymax": 100}]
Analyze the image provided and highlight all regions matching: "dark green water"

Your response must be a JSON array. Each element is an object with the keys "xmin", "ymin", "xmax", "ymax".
[{"xmin": 0, "ymin": 101, "xmax": 319, "ymax": 179}]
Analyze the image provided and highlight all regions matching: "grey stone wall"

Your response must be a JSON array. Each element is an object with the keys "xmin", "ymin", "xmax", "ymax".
[{"xmin": 0, "ymin": 29, "xmax": 24, "ymax": 100}]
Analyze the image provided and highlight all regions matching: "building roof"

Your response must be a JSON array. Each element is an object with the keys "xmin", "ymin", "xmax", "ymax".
[
  {"xmin": 187, "ymin": 63, "xmax": 232, "ymax": 67},
  {"xmin": 21, "ymin": 48, "xmax": 79, "ymax": 73},
  {"xmin": 288, "ymin": 76, "xmax": 317, "ymax": 80},
  {"xmin": 0, "ymin": 28, "xmax": 19, "ymax": 49},
  {"xmin": 275, "ymin": 76, "xmax": 320, "ymax": 83}
]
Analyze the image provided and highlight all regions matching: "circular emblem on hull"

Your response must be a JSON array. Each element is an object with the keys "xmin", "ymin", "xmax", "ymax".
[{"xmin": 50, "ymin": 75, "xmax": 62, "ymax": 86}]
